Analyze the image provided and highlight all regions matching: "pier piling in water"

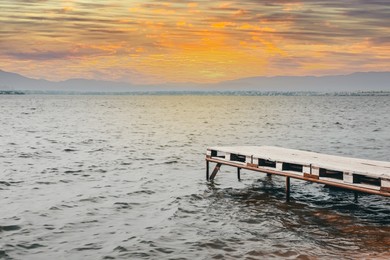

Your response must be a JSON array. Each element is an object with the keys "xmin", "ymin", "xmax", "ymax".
[
  {"xmin": 206, "ymin": 146, "xmax": 390, "ymax": 200},
  {"xmin": 285, "ymin": 177, "xmax": 290, "ymax": 202}
]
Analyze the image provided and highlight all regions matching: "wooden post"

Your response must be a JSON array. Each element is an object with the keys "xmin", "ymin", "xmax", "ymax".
[
  {"xmin": 206, "ymin": 160, "xmax": 210, "ymax": 181},
  {"xmin": 286, "ymin": 177, "xmax": 290, "ymax": 202},
  {"xmin": 267, "ymin": 173, "xmax": 272, "ymax": 177},
  {"xmin": 237, "ymin": 167, "xmax": 241, "ymax": 181},
  {"xmin": 210, "ymin": 163, "xmax": 222, "ymax": 181}
]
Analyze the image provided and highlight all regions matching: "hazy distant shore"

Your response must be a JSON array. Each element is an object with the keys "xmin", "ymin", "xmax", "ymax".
[
  {"xmin": 0, "ymin": 90, "xmax": 25, "ymax": 95},
  {"xmin": 1, "ymin": 90, "xmax": 390, "ymax": 96},
  {"xmin": 1, "ymin": 69, "xmax": 389, "ymax": 93}
]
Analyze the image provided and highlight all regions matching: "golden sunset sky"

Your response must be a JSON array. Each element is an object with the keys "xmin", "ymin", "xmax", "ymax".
[{"xmin": 0, "ymin": 0, "xmax": 389, "ymax": 84}]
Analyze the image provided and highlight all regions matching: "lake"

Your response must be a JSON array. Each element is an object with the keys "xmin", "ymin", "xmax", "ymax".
[{"xmin": 1, "ymin": 95, "xmax": 389, "ymax": 259}]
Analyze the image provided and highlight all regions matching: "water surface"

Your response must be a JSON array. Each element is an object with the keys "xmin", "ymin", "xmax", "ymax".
[{"xmin": 1, "ymin": 95, "xmax": 389, "ymax": 259}]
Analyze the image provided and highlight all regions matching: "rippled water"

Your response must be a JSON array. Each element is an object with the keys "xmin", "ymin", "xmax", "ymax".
[{"xmin": 1, "ymin": 95, "xmax": 389, "ymax": 259}]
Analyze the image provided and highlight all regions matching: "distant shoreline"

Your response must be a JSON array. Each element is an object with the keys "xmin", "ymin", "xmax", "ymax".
[
  {"xmin": 1, "ymin": 90, "xmax": 390, "ymax": 96},
  {"xmin": 0, "ymin": 90, "xmax": 25, "ymax": 95}
]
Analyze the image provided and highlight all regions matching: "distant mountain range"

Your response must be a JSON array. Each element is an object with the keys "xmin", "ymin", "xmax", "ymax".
[{"xmin": 1, "ymin": 69, "xmax": 389, "ymax": 93}]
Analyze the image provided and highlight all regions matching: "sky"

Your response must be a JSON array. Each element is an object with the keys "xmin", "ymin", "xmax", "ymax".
[{"xmin": 0, "ymin": 0, "xmax": 389, "ymax": 84}]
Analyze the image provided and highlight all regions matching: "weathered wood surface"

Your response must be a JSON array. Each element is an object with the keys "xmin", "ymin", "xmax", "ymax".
[
  {"xmin": 206, "ymin": 146, "xmax": 390, "ymax": 197},
  {"xmin": 207, "ymin": 146, "xmax": 390, "ymax": 178}
]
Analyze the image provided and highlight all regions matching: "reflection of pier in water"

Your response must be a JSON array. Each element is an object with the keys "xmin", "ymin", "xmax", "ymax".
[{"xmin": 206, "ymin": 146, "xmax": 390, "ymax": 201}]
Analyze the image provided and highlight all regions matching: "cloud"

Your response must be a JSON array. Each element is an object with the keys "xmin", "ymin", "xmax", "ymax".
[
  {"xmin": 0, "ymin": 0, "xmax": 389, "ymax": 83},
  {"xmin": 4, "ymin": 51, "xmax": 73, "ymax": 61},
  {"xmin": 2, "ymin": 49, "xmax": 98, "ymax": 61}
]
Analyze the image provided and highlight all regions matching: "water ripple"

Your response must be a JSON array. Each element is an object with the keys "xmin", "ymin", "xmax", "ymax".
[{"xmin": 1, "ymin": 95, "xmax": 389, "ymax": 259}]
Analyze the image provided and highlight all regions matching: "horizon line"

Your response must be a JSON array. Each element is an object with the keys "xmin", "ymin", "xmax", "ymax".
[{"xmin": 1, "ymin": 68, "xmax": 390, "ymax": 86}]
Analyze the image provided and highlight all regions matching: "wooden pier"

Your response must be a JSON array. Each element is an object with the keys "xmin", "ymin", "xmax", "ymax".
[{"xmin": 206, "ymin": 146, "xmax": 390, "ymax": 200}]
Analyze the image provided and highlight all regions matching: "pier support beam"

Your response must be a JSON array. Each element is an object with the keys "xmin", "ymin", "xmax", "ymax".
[
  {"xmin": 286, "ymin": 177, "xmax": 291, "ymax": 202},
  {"xmin": 354, "ymin": 191, "xmax": 358, "ymax": 202},
  {"xmin": 209, "ymin": 163, "xmax": 222, "ymax": 181},
  {"xmin": 237, "ymin": 167, "xmax": 241, "ymax": 181},
  {"xmin": 206, "ymin": 160, "xmax": 210, "ymax": 180}
]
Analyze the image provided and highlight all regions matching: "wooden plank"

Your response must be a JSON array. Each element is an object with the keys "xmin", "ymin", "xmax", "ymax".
[
  {"xmin": 381, "ymin": 187, "xmax": 390, "ymax": 193},
  {"xmin": 381, "ymin": 179, "xmax": 390, "ymax": 189},
  {"xmin": 304, "ymin": 173, "xmax": 319, "ymax": 180},
  {"xmin": 247, "ymin": 163, "xmax": 257, "ymax": 168},
  {"xmin": 208, "ymin": 146, "xmax": 390, "ymax": 179}
]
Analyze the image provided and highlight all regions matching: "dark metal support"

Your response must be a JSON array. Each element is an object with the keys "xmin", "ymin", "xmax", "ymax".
[
  {"xmin": 206, "ymin": 160, "xmax": 210, "ymax": 180},
  {"xmin": 209, "ymin": 163, "xmax": 222, "ymax": 181},
  {"xmin": 237, "ymin": 167, "xmax": 241, "ymax": 181},
  {"xmin": 286, "ymin": 176, "xmax": 290, "ymax": 202}
]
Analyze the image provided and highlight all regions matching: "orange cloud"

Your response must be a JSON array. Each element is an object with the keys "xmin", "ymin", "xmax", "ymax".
[
  {"xmin": 187, "ymin": 3, "xmax": 198, "ymax": 8},
  {"xmin": 0, "ymin": 0, "xmax": 388, "ymax": 84},
  {"xmin": 211, "ymin": 22, "xmax": 235, "ymax": 29}
]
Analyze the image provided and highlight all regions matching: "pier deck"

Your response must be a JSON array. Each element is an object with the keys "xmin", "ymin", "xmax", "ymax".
[{"xmin": 206, "ymin": 146, "xmax": 390, "ymax": 199}]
